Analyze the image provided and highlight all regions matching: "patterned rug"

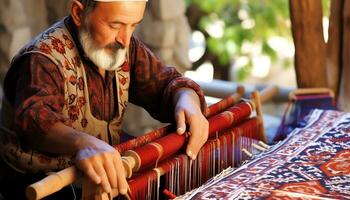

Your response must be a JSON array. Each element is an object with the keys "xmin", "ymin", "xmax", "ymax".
[{"xmin": 177, "ymin": 109, "xmax": 350, "ymax": 199}]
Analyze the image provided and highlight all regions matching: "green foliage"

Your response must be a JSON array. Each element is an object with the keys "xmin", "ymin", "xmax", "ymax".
[
  {"xmin": 322, "ymin": 0, "xmax": 330, "ymax": 17},
  {"xmin": 187, "ymin": 0, "xmax": 293, "ymax": 81},
  {"xmin": 236, "ymin": 60, "xmax": 252, "ymax": 81}
]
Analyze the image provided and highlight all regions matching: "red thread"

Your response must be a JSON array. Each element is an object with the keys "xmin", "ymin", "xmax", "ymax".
[{"xmin": 163, "ymin": 189, "xmax": 177, "ymax": 199}]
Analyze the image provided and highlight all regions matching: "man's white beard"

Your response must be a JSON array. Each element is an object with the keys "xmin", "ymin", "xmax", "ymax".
[{"xmin": 78, "ymin": 28, "xmax": 126, "ymax": 71}]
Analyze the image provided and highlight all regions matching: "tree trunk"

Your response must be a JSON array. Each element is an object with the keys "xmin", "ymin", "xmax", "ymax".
[
  {"xmin": 338, "ymin": 0, "xmax": 350, "ymax": 111},
  {"xmin": 289, "ymin": 0, "xmax": 328, "ymax": 88},
  {"xmin": 326, "ymin": 0, "xmax": 343, "ymax": 95}
]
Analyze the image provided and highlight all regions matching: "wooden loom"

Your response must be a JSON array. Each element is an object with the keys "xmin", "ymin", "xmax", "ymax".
[
  {"xmin": 274, "ymin": 87, "xmax": 336, "ymax": 141},
  {"xmin": 26, "ymin": 86, "xmax": 273, "ymax": 200}
]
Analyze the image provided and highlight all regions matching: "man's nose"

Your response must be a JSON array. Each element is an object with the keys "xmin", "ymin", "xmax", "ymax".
[{"xmin": 116, "ymin": 26, "xmax": 133, "ymax": 47}]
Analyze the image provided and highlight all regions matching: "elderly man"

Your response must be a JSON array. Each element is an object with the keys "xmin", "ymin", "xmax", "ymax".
[{"xmin": 0, "ymin": 0, "xmax": 208, "ymax": 199}]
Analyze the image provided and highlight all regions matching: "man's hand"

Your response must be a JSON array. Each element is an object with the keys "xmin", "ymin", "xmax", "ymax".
[
  {"xmin": 24, "ymin": 122, "xmax": 128, "ymax": 195},
  {"xmin": 173, "ymin": 88, "xmax": 209, "ymax": 160},
  {"xmin": 75, "ymin": 134, "xmax": 128, "ymax": 194}
]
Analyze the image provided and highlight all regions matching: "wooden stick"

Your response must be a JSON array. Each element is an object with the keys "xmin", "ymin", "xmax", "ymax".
[
  {"xmin": 252, "ymin": 143, "xmax": 267, "ymax": 152},
  {"xmin": 26, "ymin": 157, "xmax": 134, "ymax": 200},
  {"xmin": 258, "ymin": 141, "xmax": 269, "ymax": 149},
  {"xmin": 251, "ymin": 91, "xmax": 267, "ymax": 143},
  {"xmin": 26, "ymin": 167, "xmax": 78, "ymax": 200},
  {"xmin": 259, "ymin": 85, "xmax": 279, "ymax": 104},
  {"xmin": 205, "ymin": 85, "xmax": 245, "ymax": 117},
  {"xmin": 289, "ymin": 87, "xmax": 334, "ymax": 99},
  {"xmin": 241, "ymin": 148, "xmax": 253, "ymax": 157},
  {"xmin": 236, "ymin": 85, "xmax": 245, "ymax": 97}
]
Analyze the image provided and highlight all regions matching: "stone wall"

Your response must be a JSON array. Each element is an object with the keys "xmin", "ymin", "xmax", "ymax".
[
  {"xmin": 123, "ymin": 0, "xmax": 192, "ymax": 135},
  {"xmin": 0, "ymin": 0, "xmax": 192, "ymax": 135},
  {"xmin": 135, "ymin": 0, "xmax": 191, "ymax": 73},
  {"xmin": 0, "ymin": 0, "xmax": 71, "ymax": 81}
]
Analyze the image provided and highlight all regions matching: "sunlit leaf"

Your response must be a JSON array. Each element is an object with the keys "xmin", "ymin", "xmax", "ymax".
[{"xmin": 187, "ymin": 0, "xmax": 327, "ymax": 81}]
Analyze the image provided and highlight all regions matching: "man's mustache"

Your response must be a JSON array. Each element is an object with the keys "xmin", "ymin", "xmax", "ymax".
[{"xmin": 106, "ymin": 42, "xmax": 125, "ymax": 52}]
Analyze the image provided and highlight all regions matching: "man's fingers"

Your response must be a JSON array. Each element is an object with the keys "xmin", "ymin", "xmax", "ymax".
[
  {"xmin": 186, "ymin": 129, "xmax": 200, "ymax": 160},
  {"xmin": 186, "ymin": 119, "xmax": 209, "ymax": 160},
  {"xmin": 77, "ymin": 160, "xmax": 101, "ymax": 185},
  {"xmin": 103, "ymin": 153, "xmax": 118, "ymax": 189},
  {"xmin": 114, "ymin": 155, "xmax": 128, "ymax": 195},
  {"xmin": 175, "ymin": 110, "xmax": 186, "ymax": 135},
  {"xmin": 93, "ymin": 163, "xmax": 112, "ymax": 193}
]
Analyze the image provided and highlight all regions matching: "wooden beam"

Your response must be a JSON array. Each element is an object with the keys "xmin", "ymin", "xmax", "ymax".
[
  {"xmin": 326, "ymin": 0, "xmax": 343, "ymax": 95},
  {"xmin": 289, "ymin": 0, "xmax": 328, "ymax": 88},
  {"xmin": 338, "ymin": 0, "xmax": 350, "ymax": 111}
]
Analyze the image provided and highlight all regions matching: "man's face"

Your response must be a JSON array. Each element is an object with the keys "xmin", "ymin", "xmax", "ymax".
[
  {"xmin": 85, "ymin": 1, "xmax": 145, "ymax": 50},
  {"xmin": 78, "ymin": 1, "xmax": 145, "ymax": 70}
]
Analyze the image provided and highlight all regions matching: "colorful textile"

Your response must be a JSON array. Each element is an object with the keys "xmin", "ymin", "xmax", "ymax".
[
  {"xmin": 116, "ymin": 97, "xmax": 248, "ymax": 154},
  {"xmin": 178, "ymin": 109, "xmax": 350, "ymax": 199},
  {"xmin": 123, "ymin": 101, "xmax": 254, "ymax": 174},
  {"xmin": 127, "ymin": 117, "xmax": 263, "ymax": 200},
  {"xmin": 120, "ymin": 98, "xmax": 264, "ymax": 199}
]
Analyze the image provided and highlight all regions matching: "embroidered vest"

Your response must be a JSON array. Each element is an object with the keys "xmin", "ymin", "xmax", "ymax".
[{"xmin": 0, "ymin": 19, "xmax": 130, "ymax": 173}]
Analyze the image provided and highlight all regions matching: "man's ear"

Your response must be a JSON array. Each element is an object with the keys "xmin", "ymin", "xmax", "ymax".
[{"xmin": 71, "ymin": 0, "xmax": 85, "ymax": 27}]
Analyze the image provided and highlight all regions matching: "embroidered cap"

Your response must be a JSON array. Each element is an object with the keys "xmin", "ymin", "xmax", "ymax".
[{"xmin": 94, "ymin": 0, "xmax": 148, "ymax": 1}]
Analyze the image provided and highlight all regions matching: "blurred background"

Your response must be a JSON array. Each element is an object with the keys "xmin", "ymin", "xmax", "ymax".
[
  {"xmin": 0, "ymin": 0, "xmax": 332, "ymax": 137},
  {"xmin": 0, "ymin": 0, "xmax": 305, "ymax": 85}
]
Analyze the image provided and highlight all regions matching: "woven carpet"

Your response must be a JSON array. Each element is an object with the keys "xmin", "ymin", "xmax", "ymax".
[{"xmin": 178, "ymin": 109, "xmax": 350, "ymax": 199}]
